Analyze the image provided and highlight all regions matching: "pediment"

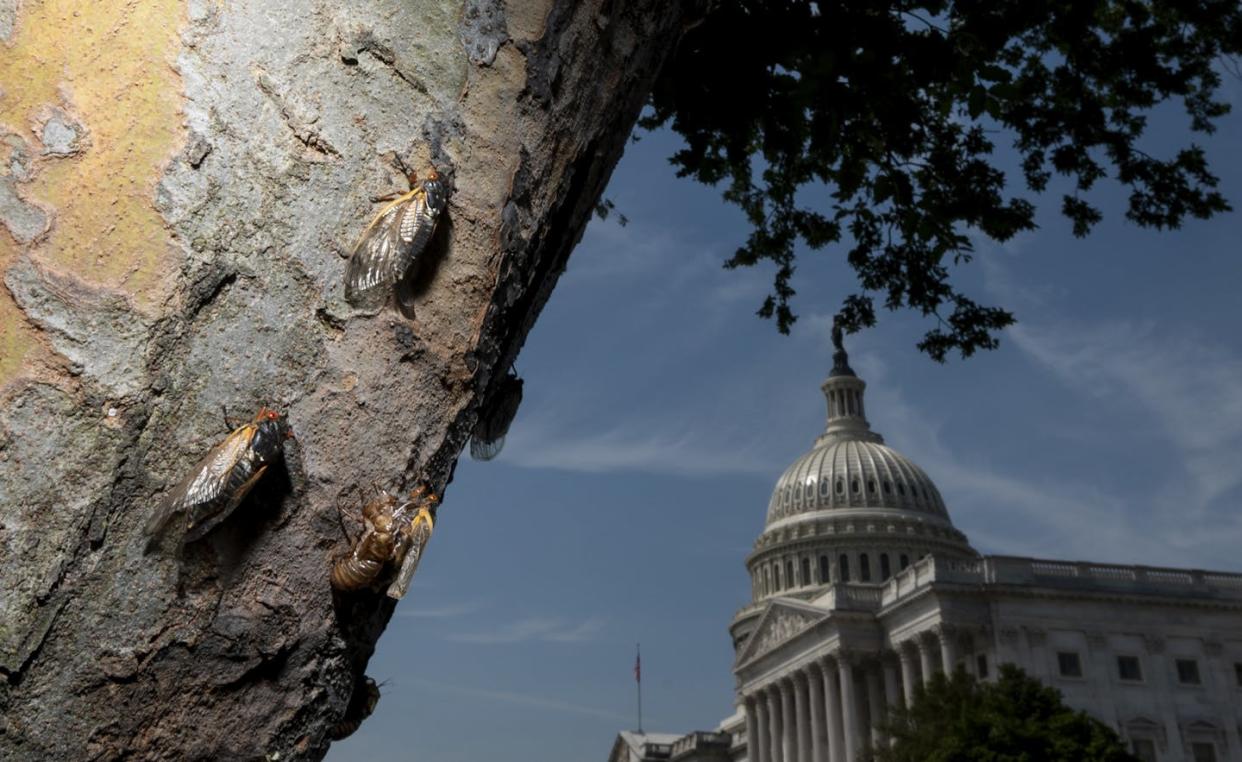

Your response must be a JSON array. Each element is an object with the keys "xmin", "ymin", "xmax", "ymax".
[{"xmin": 735, "ymin": 599, "xmax": 827, "ymax": 667}]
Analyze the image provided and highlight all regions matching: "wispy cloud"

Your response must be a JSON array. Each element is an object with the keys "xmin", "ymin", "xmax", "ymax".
[
  {"xmin": 856, "ymin": 338, "xmax": 1242, "ymax": 569},
  {"xmin": 1008, "ymin": 320, "xmax": 1242, "ymax": 508},
  {"xmin": 501, "ymin": 414, "xmax": 785, "ymax": 477},
  {"xmin": 447, "ymin": 616, "xmax": 605, "ymax": 645},
  {"xmin": 394, "ymin": 601, "xmax": 483, "ymax": 619},
  {"xmin": 408, "ymin": 678, "xmax": 630, "ymax": 722},
  {"xmin": 567, "ymin": 215, "xmax": 766, "ymax": 306}
]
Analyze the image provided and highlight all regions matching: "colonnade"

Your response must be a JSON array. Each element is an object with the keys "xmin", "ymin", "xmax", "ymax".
[{"xmin": 742, "ymin": 627, "xmax": 970, "ymax": 762}]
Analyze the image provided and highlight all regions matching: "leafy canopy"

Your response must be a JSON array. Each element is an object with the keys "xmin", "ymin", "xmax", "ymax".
[
  {"xmin": 872, "ymin": 665, "xmax": 1140, "ymax": 761},
  {"xmin": 643, "ymin": 0, "xmax": 1242, "ymax": 359}
]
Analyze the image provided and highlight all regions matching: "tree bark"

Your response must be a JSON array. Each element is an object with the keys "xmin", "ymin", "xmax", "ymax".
[{"xmin": 0, "ymin": 1, "xmax": 694, "ymax": 759}]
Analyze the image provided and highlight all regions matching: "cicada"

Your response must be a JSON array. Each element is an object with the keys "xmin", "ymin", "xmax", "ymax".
[
  {"xmin": 144, "ymin": 407, "xmax": 292, "ymax": 550},
  {"xmin": 331, "ymin": 484, "xmax": 438, "ymax": 599},
  {"xmin": 344, "ymin": 167, "xmax": 447, "ymax": 311},
  {"xmin": 330, "ymin": 675, "xmax": 381, "ymax": 741},
  {"xmin": 468, "ymin": 370, "xmax": 523, "ymax": 461},
  {"xmin": 386, "ymin": 485, "xmax": 436, "ymax": 600}
]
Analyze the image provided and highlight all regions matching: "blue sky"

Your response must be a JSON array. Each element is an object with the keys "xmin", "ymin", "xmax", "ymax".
[{"xmin": 328, "ymin": 79, "xmax": 1242, "ymax": 761}]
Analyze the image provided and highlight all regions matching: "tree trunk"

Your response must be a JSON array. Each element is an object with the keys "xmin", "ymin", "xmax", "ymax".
[{"xmin": 0, "ymin": 1, "xmax": 693, "ymax": 758}]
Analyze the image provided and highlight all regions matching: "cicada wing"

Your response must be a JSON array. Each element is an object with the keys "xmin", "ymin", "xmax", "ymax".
[
  {"xmin": 144, "ymin": 425, "xmax": 256, "ymax": 543},
  {"xmin": 468, "ymin": 433, "xmax": 506, "ymax": 461},
  {"xmin": 386, "ymin": 510, "xmax": 434, "ymax": 600},
  {"xmin": 468, "ymin": 373, "xmax": 523, "ymax": 461},
  {"xmin": 183, "ymin": 463, "xmax": 268, "ymax": 543}
]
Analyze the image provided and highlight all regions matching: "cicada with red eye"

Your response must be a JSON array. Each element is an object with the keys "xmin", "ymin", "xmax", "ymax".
[
  {"xmin": 344, "ymin": 167, "xmax": 448, "ymax": 311},
  {"xmin": 469, "ymin": 370, "xmax": 523, "ymax": 461},
  {"xmin": 144, "ymin": 406, "xmax": 293, "ymax": 550}
]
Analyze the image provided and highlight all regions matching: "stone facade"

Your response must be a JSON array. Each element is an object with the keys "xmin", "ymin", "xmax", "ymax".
[{"xmin": 725, "ymin": 555, "xmax": 1242, "ymax": 762}]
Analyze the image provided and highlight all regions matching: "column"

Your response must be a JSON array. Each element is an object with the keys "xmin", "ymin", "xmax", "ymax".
[
  {"xmin": 746, "ymin": 697, "xmax": 762, "ymax": 762},
  {"xmin": 940, "ymin": 626, "xmax": 959, "ymax": 675},
  {"xmin": 837, "ymin": 657, "xmax": 860, "ymax": 762},
  {"xmin": 823, "ymin": 659, "xmax": 846, "ymax": 762},
  {"xmin": 767, "ymin": 686, "xmax": 783, "ymax": 762},
  {"xmin": 866, "ymin": 662, "xmax": 885, "ymax": 748},
  {"xmin": 755, "ymin": 692, "xmax": 771, "ymax": 762},
  {"xmin": 898, "ymin": 645, "xmax": 918, "ymax": 705},
  {"xmin": 779, "ymin": 678, "xmax": 795, "ymax": 762},
  {"xmin": 794, "ymin": 672, "xmax": 812, "ymax": 762},
  {"xmin": 919, "ymin": 640, "xmax": 933, "ymax": 685},
  {"xmin": 883, "ymin": 656, "xmax": 902, "ymax": 710},
  {"xmin": 807, "ymin": 663, "xmax": 827, "ymax": 762}
]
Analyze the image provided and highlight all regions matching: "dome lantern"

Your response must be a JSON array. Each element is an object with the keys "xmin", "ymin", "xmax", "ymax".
[{"xmin": 817, "ymin": 326, "xmax": 881, "ymax": 447}]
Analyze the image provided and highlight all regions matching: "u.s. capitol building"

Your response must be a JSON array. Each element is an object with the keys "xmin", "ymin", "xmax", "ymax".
[{"xmin": 610, "ymin": 341, "xmax": 1242, "ymax": 762}]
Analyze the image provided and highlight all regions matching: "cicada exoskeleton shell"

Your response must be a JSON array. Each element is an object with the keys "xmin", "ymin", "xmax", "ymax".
[
  {"xmin": 145, "ymin": 406, "xmax": 292, "ymax": 551},
  {"xmin": 330, "ymin": 489, "xmax": 402, "ymax": 592},
  {"xmin": 344, "ymin": 168, "xmax": 447, "ymax": 311}
]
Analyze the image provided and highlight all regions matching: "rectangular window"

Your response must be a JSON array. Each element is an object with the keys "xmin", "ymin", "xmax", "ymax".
[
  {"xmin": 976, "ymin": 654, "xmax": 989, "ymax": 679},
  {"xmin": 1192, "ymin": 742, "xmax": 1217, "ymax": 762},
  {"xmin": 1131, "ymin": 739, "xmax": 1157, "ymax": 762},
  {"xmin": 1234, "ymin": 662, "xmax": 1242, "ymax": 688},
  {"xmin": 801, "ymin": 557, "xmax": 811, "ymax": 587},
  {"xmin": 1118, "ymin": 655, "xmax": 1143, "ymax": 682},
  {"xmin": 1057, "ymin": 651, "xmax": 1083, "ymax": 678},
  {"xmin": 1176, "ymin": 659, "xmax": 1202, "ymax": 685}
]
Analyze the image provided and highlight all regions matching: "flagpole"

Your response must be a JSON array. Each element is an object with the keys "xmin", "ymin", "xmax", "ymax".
[{"xmin": 635, "ymin": 642, "xmax": 643, "ymax": 733}]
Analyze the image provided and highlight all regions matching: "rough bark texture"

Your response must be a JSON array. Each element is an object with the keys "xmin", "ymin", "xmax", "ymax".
[{"xmin": 0, "ymin": 1, "xmax": 693, "ymax": 759}]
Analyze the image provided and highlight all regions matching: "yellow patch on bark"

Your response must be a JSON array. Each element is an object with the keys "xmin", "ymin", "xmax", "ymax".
[{"xmin": 0, "ymin": 0, "xmax": 185, "ymax": 386}]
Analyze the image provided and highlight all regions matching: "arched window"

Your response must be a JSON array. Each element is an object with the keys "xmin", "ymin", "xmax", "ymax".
[
  {"xmin": 805, "ymin": 480, "xmax": 815, "ymax": 500},
  {"xmin": 786, "ymin": 560, "xmax": 795, "ymax": 589},
  {"xmin": 883, "ymin": 481, "xmax": 892, "ymax": 494},
  {"xmin": 859, "ymin": 553, "xmax": 872, "ymax": 582},
  {"xmin": 819, "ymin": 555, "xmax": 830, "ymax": 583},
  {"xmin": 773, "ymin": 564, "xmax": 781, "ymax": 591},
  {"xmin": 839, "ymin": 555, "xmax": 851, "ymax": 583},
  {"xmin": 764, "ymin": 566, "xmax": 772, "ymax": 594},
  {"xmin": 899, "ymin": 554, "xmax": 910, "ymax": 570},
  {"xmin": 880, "ymin": 553, "xmax": 892, "ymax": 580},
  {"xmin": 835, "ymin": 479, "xmax": 844, "ymax": 495},
  {"xmin": 897, "ymin": 483, "xmax": 906, "ymax": 496},
  {"xmin": 801, "ymin": 557, "xmax": 811, "ymax": 587},
  {"xmin": 820, "ymin": 479, "xmax": 830, "ymax": 496},
  {"xmin": 851, "ymin": 479, "xmax": 860, "ymax": 494}
]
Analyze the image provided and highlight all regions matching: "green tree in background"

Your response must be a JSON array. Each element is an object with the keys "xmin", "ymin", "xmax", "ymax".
[
  {"xmin": 644, "ymin": 1, "xmax": 1242, "ymax": 359},
  {"xmin": 871, "ymin": 665, "xmax": 1139, "ymax": 761}
]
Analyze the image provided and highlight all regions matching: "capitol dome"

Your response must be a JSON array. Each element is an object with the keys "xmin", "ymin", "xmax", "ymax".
[
  {"xmin": 734, "ymin": 333, "xmax": 976, "ymax": 636},
  {"xmin": 765, "ymin": 438, "xmax": 950, "ymax": 527}
]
